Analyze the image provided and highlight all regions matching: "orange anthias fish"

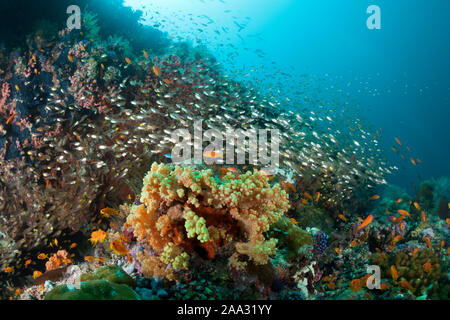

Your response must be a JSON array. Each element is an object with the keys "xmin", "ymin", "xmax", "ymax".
[
  {"xmin": 219, "ymin": 167, "xmax": 239, "ymax": 178},
  {"xmin": 349, "ymin": 279, "xmax": 362, "ymax": 292},
  {"xmin": 391, "ymin": 146, "xmax": 398, "ymax": 153},
  {"xmin": 446, "ymin": 218, "xmax": 450, "ymax": 227},
  {"xmin": 357, "ymin": 215, "xmax": 373, "ymax": 231},
  {"xmin": 24, "ymin": 259, "xmax": 32, "ymax": 267},
  {"xmin": 143, "ymin": 50, "xmax": 149, "ymax": 59},
  {"xmin": 423, "ymin": 262, "xmax": 432, "ymax": 273},
  {"xmin": 37, "ymin": 253, "xmax": 48, "ymax": 260},
  {"xmin": 410, "ymin": 158, "xmax": 417, "ymax": 166},
  {"xmin": 392, "ymin": 235, "xmax": 403, "ymax": 246},
  {"xmin": 422, "ymin": 236, "xmax": 432, "ymax": 248},
  {"xmin": 303, "ymin": 192, "xmax": 313, "ymax": 200},
  {"xmin": 203, "ymin": 150, "xmax": 223, "ymax": 159},
  {"xmin": 413, "ymin": 202, "xmax": 421, "ymax": 211},
  {"xmin": 100, "ymin": 207, "xmax": 119, "ymax": 218},
  {"xmin": 395, "ymin": 137, "xmax": 402, "ymax": 146},
  {"xmin": 69, "ymin": 243, "xmax": 77, "ymax": 249},
  {"xmin": 369, "ymin": 195, "xmax": 380, "ymax": 200},
  {"xmin": 6, "ymin": 112, "xmax": 16, "ymax": 125},
  {"xmin": 67, "ymin": 54, "xmax": 74, "ymax": 63},
  {"xmin": 290, "ymin": 218, "xmax": 299, "ymax": 225},
  {"xmin": 337, "ymin": 214, "xmax": 347, "ymax": 222},
  {"xmin": 32, "ymin": 271, "xmax": 42, "ymax": 279},
  {"xmin": 110, "ymin": 240, "xmax": 132, "ymax": 262},
  {"xmin": 4, "ymin": 267, "xmax": 13, "ymax": 273},
  {"xmin": 390, "ymin": 265, "xmax": 399, "ymax": 281},
  {"xmin": 152, "ymin": 65, "xmax": 162, "ymax": 76},
  {"xmin": 89, "ymin": 229, "xmax": 107, "ymax": 246},
  {"xmin": 421, "ymin": 211, "xmax": 427, "ymax": 224},
  {"xmin": 281, "ymin": 180, "xmax": 296, "ymax": 193},
  {"xmin": 397, "ymin": 209, "xmax": 410, "ymax": 217},
  {"xmin": 335, "ymin": 247, "xmax": 342, "ymax": 255},
  {"xmin": 125, "ymin": 57, "xmax": 132, "ymax": 64},
  {"xmin": 394, "ymin": 198, "xmax": 403, "ymax": 205},
  {"xmin": 398, "ymin": 280, "xmax": 414, "ymax": 292}
]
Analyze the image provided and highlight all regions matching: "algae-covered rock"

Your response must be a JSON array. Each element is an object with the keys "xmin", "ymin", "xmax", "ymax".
[
  {"xmin": 80, "ymin": 265, "xmax": 136, "ymax": 288},
  {"xmin": 271, "ymin": 216, "xmax": 312, "ymax": 259},
  {"xmin": 44, "ymin": 280, "xmax": 140, "ymax": 300}
]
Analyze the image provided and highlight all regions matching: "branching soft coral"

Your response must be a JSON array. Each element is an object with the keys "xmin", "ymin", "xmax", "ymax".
[{"xmin": 126, "ymin": 162, "xmax": 290, "ymax": 279}]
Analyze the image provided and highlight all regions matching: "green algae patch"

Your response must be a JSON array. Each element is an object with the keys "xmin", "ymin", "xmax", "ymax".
[
  {"xmin": 44, "ymin": 280, "xmax": 140, "ymax": 300},
  {"xmin": 80, "ymin": 265, "xmax": 136, "ymax": 288}
]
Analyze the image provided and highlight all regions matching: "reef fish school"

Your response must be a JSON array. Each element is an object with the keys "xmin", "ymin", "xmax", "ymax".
[
  {"xmin": 170, "ymin": 120, "xmax": 280, "ymax": 172},
  {"xmin": 177, "ymin": 304, "xmax": 272, "ymax": 317}
]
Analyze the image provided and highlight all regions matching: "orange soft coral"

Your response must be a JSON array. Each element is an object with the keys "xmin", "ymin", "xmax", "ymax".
[{"xmin": 126, "ymin": 163, "xmax": 290, "ymax": 278}]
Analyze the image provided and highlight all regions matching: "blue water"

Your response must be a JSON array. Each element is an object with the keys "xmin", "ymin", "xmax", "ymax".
[{"xmin": 126, "ymin": 0, "xmax": 450, "ymax": 191}]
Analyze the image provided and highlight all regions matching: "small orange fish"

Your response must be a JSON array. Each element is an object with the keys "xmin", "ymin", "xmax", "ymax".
[
  {"xmin": 390, "ymin": 265, "xmax": 398, "ymax": 281},
  {"xmin": 349, "ymin": 279, "xmax": 362, "ymax": 292},
  {"xmin": 412, "ymin": 248, "xmax": 419, "ymax": 256},
  {"xmin": 337, "ymin": 214, "xmax": 347, "ymax": 222},
  {"xmin": 69, "ymin": 243, "xmax": 77, "ymax": 249},
  {"xmin": 357, "ymin": 215, "xmax": 373, "ymax": 231},
  {"xmin": 301, "ymin": 198, "xmax": 309, "ymax": 205},
  {"xmin": 203, "ymin": 150, "xmax": 223, "ymax": 159},
  {"xmin": 15, "ymin": 84, "xmax": 20, "ymax": 92},
  {"xmin": 152, "ymin": 65, "xmax": 161, "ymax": 76},
  {"xmin": 14, "ymin": 288, "xmax": 21, "ymax": 296},
  {"xmin": 446, "ymin": 218, "xmax": 450, "ymax": 226},
  {"xmin": 84, "ymin": 256, "xmax": 97, "ymax": 262},
  {"xmin": 67, "ymin": 54, "xmax": 74, "ymax": 63},
  {"xmin": 416, "ymin": 158, "xmax": 423, "ymax": 164},
  {"xmin": 392, "ymin": 235, "xmax": 402, "ymax": 246},
  {"xmin": 315, "ymin": 192, "xmax": 321, "ymax": 202},
  {"xmin": 335, "ymin": 247, "xmax": 342, "ymax": 255},
  {"xmin": 303, "ymin": 192, "xmax": 313, "ymax": 200},
  {"xmin": 397, "ymin": 209, "xmax": 410, "ymax": 217},
  {"xmin": 100, "ymin": 207, "xmax": 119, "ymax": 218},
  {"xmin": 6, "ymin": 112, "xmax": 16, "ymax": 125},
  {"xmin": 281, "ymin": 180, "xmax": 296, "ymax": 193},
  {"xmin": 369, "ymin": 195, "xmax": 380, "ymax": 200},
  {"xmin": 413, "ymin": 202, "xmax": 421, "ymax": 211},
  {"xmin": 32, "ymin": 271, "xmax": 42, "ymax": 279},
  {"xmin": 350, "ymin": 240, "xmax": 358, "ymax": 247},
  {"xmin": 110, "ymin": 241, "xmax": 131, "ymax": 262},
  {"xmin": 423, "ymin": 262, "xmax": 432, "ymax": 273},
  {"xmin": 24, "ymin": 259, "xmax": 32, "ymax": 267},
  {"xmin": 4, "ymin": 267, "xmax": 13, "ymax": 273},
  {"xmin": 125, "ymin": 57, "xmax": 132, "ymax": 64},
  {"xmin": 421, "ymin": 211, "xmax": 426, "ymax": 224},
  {"xmin": 394, "ymin": 198, "xmax": 403, "ymax": 204},
  {"xmin": 391, "ymin": 146, "xmax": 398, "ymax": 153},
  {"xmin": 89, "ymin": 229, "xmax": 107, "ymax": 246},
  {"xmin": 423, "ymin": 236, "xmax": 432, "ymax": 248},
  {"xmin": 380, "ymin": 282, "xmax": 390, "ymax": 290},
  {"xmin": 143, "ymin": 50, "xmax": 149, "ymax": 59},
  {"xmin": 395, "ymin": 137, "xmax": 402, "ymax": 146},
  {"xmin": 37, "ymin": 253, "xmax": 48, "ymax": 260},
  {"xmin": 290, "ymin": 218, "xmax": 298, "ymax": 225},
  {"xmin": 398, "ymin": 280, "xmax": 413, "ymax": 292},
  {"xmin": 163, "ymin": 78, "xmax": 173, "ymax": 85},
  {"xmin": 410, "ymin": 158, "xmax": 417, "ymax": 166}
]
